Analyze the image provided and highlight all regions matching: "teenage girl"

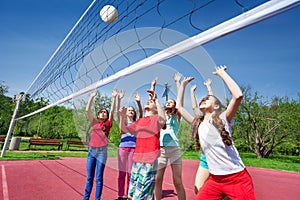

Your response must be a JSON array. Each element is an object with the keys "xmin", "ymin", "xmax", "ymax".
[
  {"xmin": 83, "ymin": 89, "xmax": 117, "ymax": 200},
  {"xmin": 176, "ymin": 66, "xmax": 256, "ymax": 199},
  {"xmin": 116, "ymin": 90, "xmax": 142, "ymax": 200}
]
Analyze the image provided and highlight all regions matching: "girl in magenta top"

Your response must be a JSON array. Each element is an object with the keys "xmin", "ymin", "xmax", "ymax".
[{"xmin": 83, "ymin": 89, "xmax": 117, "ymax": 200}]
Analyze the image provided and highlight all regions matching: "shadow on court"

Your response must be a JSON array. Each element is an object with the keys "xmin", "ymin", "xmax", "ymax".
[{"xmin": 0, "ymin": 157, "xmax": 299, "ymax": 200}]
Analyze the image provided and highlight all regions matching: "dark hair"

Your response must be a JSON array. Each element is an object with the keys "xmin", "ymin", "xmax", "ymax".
[
  {"xmin": 165, "ymin": 99, "xmax": 177, "ymax": 116},
  {"xmin": 97, "ymin": 108, "xmax": 109, "ymax": 120}
]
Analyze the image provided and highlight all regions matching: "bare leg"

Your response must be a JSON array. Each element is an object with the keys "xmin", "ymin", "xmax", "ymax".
[
  {"xmin": 154, "ymin": 163, "xmax": 167, "ymax": 200},
  {"xmin": 171, "ymin": 164, "xmax": 186, "ymax": 200},
  {"xmin": 194, "ymin": 166, "xmax": 209, "ymax": 194}
]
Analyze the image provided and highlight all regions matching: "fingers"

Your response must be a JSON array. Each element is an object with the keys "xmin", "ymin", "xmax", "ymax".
[
  {"xmin": 213, "ymin": 65, "xmax": 227, "ymax": 75},
  {"xmin": 204, "ymin": 78, "xmax": 212, "ymax": 86},
  {"xmin": 91, "ymin": 90, "xmax": 98, "ymax": 97},
  {"xmin": 191, "ymin": 84, "xmax": 197, "ymax": 91},
  {"xmin": 173, "ymin": 72, "xmax": 182, "ymax": 82},
  {"xmin": 112, "ymin": 88, "xmax": 119, "ymax": 96},
  {"xmin": 152, "ymin": 77, "xmax": 158, "ymax": 85},
  {"xmin": 118, "ymin": 90, "xmax": 125, "ymax": 98},
  {"xmin": 182, "ymin": 76, "xmax": 194, "ymax": 86},
  {"xmin": 134, "ymin": 92, "xmax": 140, "ymax": 101},
  {"xmin": 118, "ymin": 106, "xmax": 127, "ymax": 114}
]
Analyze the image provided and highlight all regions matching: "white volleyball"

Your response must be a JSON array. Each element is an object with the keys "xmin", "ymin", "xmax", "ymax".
[{"xmin": 100, "ymin": 5, "xmax": 118, "ymax": 23}]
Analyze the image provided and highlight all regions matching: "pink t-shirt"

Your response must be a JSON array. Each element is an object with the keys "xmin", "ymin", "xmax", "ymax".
[
  {"xmin": 126, "ymin": 115, "xmax": 161, "ymax": 164},
  {"xmin": 89, "ymin": 119, "xmax": 111, "ymax": 147}
]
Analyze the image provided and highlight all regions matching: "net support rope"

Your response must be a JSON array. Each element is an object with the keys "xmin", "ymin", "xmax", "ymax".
[{"xmin": 17, "ymin": 0, "xmax": 300, "ymax": 120}]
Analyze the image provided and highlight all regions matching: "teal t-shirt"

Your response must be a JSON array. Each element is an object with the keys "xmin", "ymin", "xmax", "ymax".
[{"xmin": 160, "ymin": 115, "xmax": 179, "ymax": 146}]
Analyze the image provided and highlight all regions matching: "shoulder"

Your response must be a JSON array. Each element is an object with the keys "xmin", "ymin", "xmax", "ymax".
[
  {"xmin": 106, "ymin": 119, "xmax": 112, "ymax": 127},
  {"xmin": 91, "ymin": 118, "xmax": 99, "ymax": 125},
  {"xmin": 220, "ymin": 111, "xmax": 234, "ymax": 127}
]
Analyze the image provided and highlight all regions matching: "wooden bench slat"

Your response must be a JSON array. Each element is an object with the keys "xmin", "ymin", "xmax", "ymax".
[
  {"xmin": 66, "ymin": 140, "xmax": 88, "ymax": 150},
  {"xmin": 28, "ymin": 138, "xmax": 63, "ymax": 150},
  {"xmin": 0, "ymin": 136, "xmax": 5, "ymax": 148}
]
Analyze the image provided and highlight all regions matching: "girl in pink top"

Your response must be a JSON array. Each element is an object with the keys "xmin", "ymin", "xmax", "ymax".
[{"xmin": 83, "ymin": 89, "xmax": 117, "ymax": 200}]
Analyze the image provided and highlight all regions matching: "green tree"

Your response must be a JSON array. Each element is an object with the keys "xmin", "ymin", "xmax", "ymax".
[
  {"xmin": 178, "ymin": 120, "xmax": 194, "ymax": 151},
  {"xmin": 38, "ymin": 106, "xmax": 77, "ymax": 139},
  {"xmin": 0, "ymin": 81, "xmax": 12, "ymax": 134},
  {"xmin": 232, "ymin": 87, "xmax": 300, "ymax": 158},
  {"xmin": 72, "ymin": 92, "xmax": 119, "ymax": 144},
  {"xmin": 14, "ymin": 94, "xmax": 48, "ymax": 136},
  {"xmin": 73, "ymin": 99, "xmax": 90, "ymax": 141}
]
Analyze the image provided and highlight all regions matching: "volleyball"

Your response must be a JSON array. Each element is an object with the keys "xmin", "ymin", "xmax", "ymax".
[{"xmin": 100, "ymin": 5, "xmax": 118, "ymax": 23}]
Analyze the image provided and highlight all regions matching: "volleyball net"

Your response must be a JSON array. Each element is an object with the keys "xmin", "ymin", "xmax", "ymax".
[
  {"xmin": 17, "ymin": 0, "xmax": 299, "ymax": 120},
  {"xmin": 1, "ymin": 0, "xmax": 299, "ymax": 156}
]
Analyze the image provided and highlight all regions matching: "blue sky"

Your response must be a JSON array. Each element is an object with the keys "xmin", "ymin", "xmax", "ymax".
[{"xmin": 0, "ymin": 0, "xmax": 299, "ymax": 100}]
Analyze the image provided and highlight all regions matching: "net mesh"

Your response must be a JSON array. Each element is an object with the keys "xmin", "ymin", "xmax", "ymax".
[
  {"xmin": 18, "ymin": 0, "xmax": 299, "ymax": 119},
  {"xmin": 26, "ymin": 1, "xmax": 254, "ymax": 100}
]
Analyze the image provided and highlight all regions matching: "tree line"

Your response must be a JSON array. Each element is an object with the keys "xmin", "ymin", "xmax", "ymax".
[{"xmin": 0, "ymin": 82, "xmax": 299, "ymax": 158}]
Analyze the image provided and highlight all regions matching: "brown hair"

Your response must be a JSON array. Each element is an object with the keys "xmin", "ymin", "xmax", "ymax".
[
  {"xmin": 191, "ymin": 95, "xmax": 232, "ymax": 150},
  {"xmin": 164, "ymin": 99, "xmax": 177, "ymax": 116},
  {"xmin": 209, "ymin": 95, "xmax": 232, "ymax": 146},
  {"xmin": 127, "ymin": 106, "xmax": 137, "ymax": 121},
  {"xmin": 191, "ymin": 115, "xmax": 203, "ymax": 151}
]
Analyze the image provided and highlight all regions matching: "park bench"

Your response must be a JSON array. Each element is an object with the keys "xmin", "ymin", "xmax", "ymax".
[
  {"xmin": 28, "ymin": 138, "xmax": 63, "ymax": 150},
  {"xmin": 0, "ymin": 136, "xmax": 5, "ymax": 148},
  {"xmin": 66, "ymin": 140, "xmax": 88, "ymax": 150}
]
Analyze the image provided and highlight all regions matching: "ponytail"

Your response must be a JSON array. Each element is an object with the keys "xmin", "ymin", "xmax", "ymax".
[
  {"xmin": 211, "ymin": 110, "xmax": 232, "ymax": 146},
  {"xmin": 191, "ymin": 115, "xmax": 203, "ymax": 151}
]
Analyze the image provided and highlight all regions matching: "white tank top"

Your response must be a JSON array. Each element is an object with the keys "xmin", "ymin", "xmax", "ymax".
[{"xmin": 198, "ymin": 112, "xmax": 245, "ymax": 175}]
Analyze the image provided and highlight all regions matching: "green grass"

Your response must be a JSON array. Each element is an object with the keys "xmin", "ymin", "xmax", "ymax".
[
  {"xmin": 181, "ymin": 151, "xmax": 300, "ymax": 173},
  {"xmin": 0, "ymin": 151, "xmax": 88, "ymax": 160},
  {"xmin": 241, "ymin": 152, "xmax": 300, "ymax": 173},
  {"xmin": 1, "ymin": 140, "xmax": 299, "ymax": 173}
]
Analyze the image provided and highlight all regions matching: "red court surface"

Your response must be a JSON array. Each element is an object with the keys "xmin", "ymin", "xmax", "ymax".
[{"xmin": 1, "ymin": 157, "xmax": 299, "ymax": 200}]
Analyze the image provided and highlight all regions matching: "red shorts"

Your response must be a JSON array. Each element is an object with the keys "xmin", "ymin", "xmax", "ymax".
[{"xmin": 195, "ymin": 169, "xmax": 256, "ymax": 200}]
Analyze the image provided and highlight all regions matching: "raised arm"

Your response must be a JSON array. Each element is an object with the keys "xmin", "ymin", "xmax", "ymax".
[
  {"xmin": 151, "ymin": 77, "xmax": 158, "ymax": 90},
  {"xmin": 109, "ymin": 88, "xmax": 118, "ymax": 123},
  {"xmin": 134, "ymin": 92, "xmax": 143, "ymax": 118},
  {"xmin": 173, "ymin": 72, "xmax": 182, "ymax": 92},
  {"xmin": 86, "ymin": 91, "xmax": 97, "ymax": 123},
  {"xmin": 153, "ymin": 91, "xmax": 166, "ymax": 127},
  {"xmin": 119, "ymin": 106, "xmax": 129, "ymax": 134},
  {"xmin": 213, "ymin": 65, "xmax": 243, "ymax": 122},
  {"xmin": 116, "ymin": 90, "xmax": 125, "ymax": 122},
  {"xmin": 150, "ymin": 77, "xmax": 158, "ymax": 96},
  {"xmin": 174, "ymin": 72, "xmax": 182, "ymax": 121},
  {"xmin": 176, "ymin": 76, "xmax": 195, "ymax": 124},
  {"xmin": 192, "ymin": 78, "xmax": 213, "ymax": 116},
  {"xmin": 204, "ymin": 78, "xmax": 213, "ymax": 96},
  {"xmin": 190, "ymin": 84, "xmax": 201, "ymax": 117}
]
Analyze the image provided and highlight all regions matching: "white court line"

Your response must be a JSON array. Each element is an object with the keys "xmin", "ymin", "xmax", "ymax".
[{"xmin": 1, "ymin": 165, "xmax": 9, "ymax": 200}]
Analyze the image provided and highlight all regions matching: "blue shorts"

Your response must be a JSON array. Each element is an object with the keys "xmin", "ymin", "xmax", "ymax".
[{"xmin": 199, "ymin": 153, "xmax": 208, "ymax": 169}]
